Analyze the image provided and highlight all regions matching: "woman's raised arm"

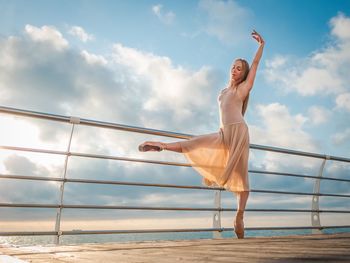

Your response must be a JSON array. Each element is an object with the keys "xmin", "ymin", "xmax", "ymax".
[{"xmin": 240, "ymin": 30, "xmax": 265, "ymax": 98}]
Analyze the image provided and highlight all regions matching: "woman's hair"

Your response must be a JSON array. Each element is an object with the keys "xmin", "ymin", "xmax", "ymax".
[{"xmin": 234, "ymin": 58, "xmax": 250, "ymax": 116}]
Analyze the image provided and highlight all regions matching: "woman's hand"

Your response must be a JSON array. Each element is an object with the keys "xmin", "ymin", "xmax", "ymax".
[{"xmin": 251, "ymin": 30, "xmax": 264, "ymax": 45}]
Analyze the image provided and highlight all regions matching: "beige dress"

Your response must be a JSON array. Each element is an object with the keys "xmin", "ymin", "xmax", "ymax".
[{"xmin": 179, "ymin": 87, "xmax": 250, "ymax": 194}]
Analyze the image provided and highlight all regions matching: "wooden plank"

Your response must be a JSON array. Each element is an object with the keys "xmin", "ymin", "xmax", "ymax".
[{"xmin": 0, "ymin": 233, "xmax": 349, "ymax": 262}]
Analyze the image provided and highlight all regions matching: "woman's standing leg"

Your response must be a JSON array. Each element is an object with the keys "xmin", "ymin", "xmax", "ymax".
[
  {"xmin": 237, "ymin": 191, "xmax": 249, "ymax": 211},
  {"xmin": 234, "ymin": 190, "xmax": 249, "ymax": 239}
]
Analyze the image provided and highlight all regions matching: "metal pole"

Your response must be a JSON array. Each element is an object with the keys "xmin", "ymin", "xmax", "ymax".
[
  {"xmin": 212, "ymin": 190, "xmax": 222, "ymax": 238},
  {"xmin": 311, "ymin": 157, "xmax": 328, "ymax": 234},
  {"xmin": 54, "ymin": 117, "xmax": 79, "ymax": 244}
]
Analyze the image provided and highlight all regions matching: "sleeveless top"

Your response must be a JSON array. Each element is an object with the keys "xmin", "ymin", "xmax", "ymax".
[{"xmin": 217, "ymin": 87, "xmax": 244, "ymax": 127}]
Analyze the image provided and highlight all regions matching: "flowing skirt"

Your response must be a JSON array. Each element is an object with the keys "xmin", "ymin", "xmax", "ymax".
[{"xmin": 179, "ymin": 121, "xmax": 249, "ymax": 194}]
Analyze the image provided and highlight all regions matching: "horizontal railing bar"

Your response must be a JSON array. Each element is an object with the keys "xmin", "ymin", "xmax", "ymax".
[
  {"xmin": 62, "ymin": 178, "xmax": 212, "ymax": 190},
  {"xmin": 241, "ymin": 209, "xmax": 350, "ymax": 213},
  {"xmin": 64, "ymin": 207, "xmax": 348, "ymax": 213},
  {"xmin": 1, "ymin": 174, "xmax": 349, "ymax": 197},
  {"xmin": 0, "ymin": 145, "xmax": 192, "ymax": 167},
  {"xmin": 224, "ymin": 225, "xmax": 350, "ymax": 231},
  {"xmin": 3, "ymin": 170, "xmax": 350, "ymax": 186},
  {"xmin": 0, "ymin": 106, "xmax": 190, "ymax": 139},
  {"xmin": 1, "ymin": 225, "xmax": 349, "ymax": 236},
  {"xmin": 64, "ymin": 205, "xmax": 216, "ymax": 211},
  {"xmin": 0, "ymin": 203, "xmax": 349, "ymax": 213},
  {"xmin": 71, "ymin": 152, "xmax": 192, "ymax": 167},
  {"xmin": 62, "ymin": 228, "xmax": 220, "ymax": 235},
  {"xmin": 62, "ymin": 225, "xmax": 350, "ymax": 235},
  {"xmin": 0, "ymin": 203, "xmax": 59, "ymax": 208},
  {"xmin": 0, "ymin": 231, "xmax": 57, "ymax": 236},
  {"xmin": 250, "ymin": 143, "xmax": 350, "ymax": 162},
  {"xmin": 250, "ymin": 170, "xmax": 350, "ymax": 183},
  {"xmin": 1, "ymin": 106, "xmax": 349, "ymax": 163},
  {"xmin": 0, "ymin": 174, "xmax": 63, "ymax": 182},
  {"xmin": 0, "ymin": 203, "xmax": 218, "ymax": 211},
  {"xmin": 0, "ymin": 174, "xmax": 217, "ymax": 190},
  {"xmin": 62, "ymin": 226, "xmax": 350, "ymax": 235},
  {"xmin": 0, "ymin": 145, "xmax": 67, "ymax": 156},
  {"xmin": 251, "ymin": 189, "xmax": 350, "ymax": 198}
]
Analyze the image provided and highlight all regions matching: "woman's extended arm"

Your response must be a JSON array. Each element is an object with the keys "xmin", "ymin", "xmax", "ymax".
[{"xmin": 240, "ymin": 30, "xmax": 265, "ymax": 98}]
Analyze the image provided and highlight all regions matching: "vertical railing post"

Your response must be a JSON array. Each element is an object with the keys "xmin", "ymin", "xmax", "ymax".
[
  {"xmin": 213, "ymin": 189, "xmax": 222, "ymax": 238},
  {"xmin": 54, "ymin": 117, "xmax": 80, "ymax": 245},
  {"xmin": 311, "ymin": 156, "xmax": 328, "ymax": 234}
]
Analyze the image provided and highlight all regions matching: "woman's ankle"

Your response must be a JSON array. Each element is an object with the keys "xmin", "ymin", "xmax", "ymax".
[
  {"xmin": 160, "ymin": 142, "xmax": 167, "ymax": 151},
  {"xmin": 236, "ymin": 210, "xmax": 244, "ymax": 219}
]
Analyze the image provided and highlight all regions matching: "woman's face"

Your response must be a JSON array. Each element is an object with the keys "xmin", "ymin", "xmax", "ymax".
[{"xmin": 231, "ymin": 60, "xmax": 244, "ymax": 82}]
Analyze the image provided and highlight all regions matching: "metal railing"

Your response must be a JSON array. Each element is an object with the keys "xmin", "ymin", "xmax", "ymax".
[{"xmin": 0, "ymin": 105, "xmax": 349, "ymax": 244}]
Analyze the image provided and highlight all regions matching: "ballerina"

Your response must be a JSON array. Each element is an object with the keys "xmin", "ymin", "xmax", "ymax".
[{"xmin": 139, "ymin": 30, "xmax": 265, "ymax": 239}]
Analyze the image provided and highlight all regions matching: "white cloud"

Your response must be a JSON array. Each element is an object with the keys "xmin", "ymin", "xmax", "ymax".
[
  {"xmin": 332, "ymin": 128, "xmax": 350, "ymax": 145},
  {"xmin": 112, "ymin": 43, "xmax": 219, "ymax": 131},
  {"xmin": 330, "ymin": 12, "xmax": 350, "ymax": 40},
  {"xmin": 0, "ymin": 154, "xmax": 59, "ymax": 204},
  {"xmin": 198, "ymin": 0, "xmax": 253, "ymax": 45},
  {"xmin": 249, "ymin": 103, "xmax": 319, "ymax": 171},
  {"xmin": 250, "ymin": 103, "xmax": 316, "ymax": 151},
  {"xmin": 265, "ymin": 55, "xmax": 344, "ymax": 96},
  {"xmin": 335, "ymin": 92, "xmax": 350, "ymax": 112},
  {"xmin": 265, "ymin": 55, "xmax": 287, "ymax": 69},
  {"xmin": 152, "ymin": 4, "xmax": 175, "ymax": 25},
  {"xmin": 80, "ymin": 50, "xmax": 107, "ymax": 65},
  {"xmin": 307, "ymin": 106, "xmax": 331, "ymax": 125},
  {"xmin": 24, "ymin": 24, "xmax": 68, "ymax": 50},
  {"xmin": 295, "ymin": 67, "xmax": 343, "ymax": 96},
  {"xmin": 68, "ymin": 26, "xmax": 94, "ymax": 42},
  {"xmin": 265, "ymin": 13, "xmax": 350, "ymax": 98}
]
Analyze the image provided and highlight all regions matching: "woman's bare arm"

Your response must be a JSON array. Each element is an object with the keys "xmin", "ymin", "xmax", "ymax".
[{"xmin": 239, "ymin": 30, "xmax": 265, "ymax": 99}]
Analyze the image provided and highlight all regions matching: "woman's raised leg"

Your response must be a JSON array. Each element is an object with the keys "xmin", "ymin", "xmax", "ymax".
[{"xmin": 163, "ymin": 142, "xmax": 183, "ymax": 153}]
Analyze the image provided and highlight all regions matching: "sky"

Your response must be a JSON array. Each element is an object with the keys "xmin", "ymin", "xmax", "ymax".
[{"xmin": 0, "ymin": 0, "xmax": 349, "ymax": 238}]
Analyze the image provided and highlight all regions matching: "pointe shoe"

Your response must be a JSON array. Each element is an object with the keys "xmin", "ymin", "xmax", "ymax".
[
  {"xmin": 138, "ymin": 142, "xmax": 165, "ymax": 152},
  {"xmin": 234, "ymin": 210, "xmax": 244, "ymax": 239}
]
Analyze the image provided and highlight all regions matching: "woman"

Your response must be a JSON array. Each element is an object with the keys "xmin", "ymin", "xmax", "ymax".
[{"xmin": 139, "ymin": 30, "xmax": 265, "ymax": 239}]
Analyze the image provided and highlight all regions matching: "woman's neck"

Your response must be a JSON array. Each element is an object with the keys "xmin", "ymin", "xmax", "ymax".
[{"xmin": 229, "ymin": 79, "xmax": 240, "ymax": 89}]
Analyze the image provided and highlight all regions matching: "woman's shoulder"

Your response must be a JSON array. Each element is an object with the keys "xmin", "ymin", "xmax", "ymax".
[{"xmin": 219, "ymin": 86, "xmax": 229, "ymax": 93}]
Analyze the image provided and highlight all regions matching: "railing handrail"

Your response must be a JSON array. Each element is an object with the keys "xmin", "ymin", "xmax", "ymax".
[
  {"xmin": 1, "ymin": 105, "xmax": 349, "ymax": 163},
  {"xmin": 0, "ymin": 105, "xmax": 349, "ymax": 244}
]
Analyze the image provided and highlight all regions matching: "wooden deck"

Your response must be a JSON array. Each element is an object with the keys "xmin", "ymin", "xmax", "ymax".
[{"xmin": 0, "ymin": 233, "xmax": 349, "ymax": 262}]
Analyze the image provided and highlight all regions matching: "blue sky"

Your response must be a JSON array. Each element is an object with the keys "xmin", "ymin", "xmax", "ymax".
[{"xmin": 0, "ymin": 0, "xmax": 349, "ymax": 237}]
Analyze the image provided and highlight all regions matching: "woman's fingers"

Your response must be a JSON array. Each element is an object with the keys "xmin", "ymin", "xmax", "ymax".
[
  {"xmin": 252, "ymin": 34, "xmax": 260, "ymax": 42},
  {"xmin": 251, "ymin": 30, "xmax": 264, "ymax": 44}
]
